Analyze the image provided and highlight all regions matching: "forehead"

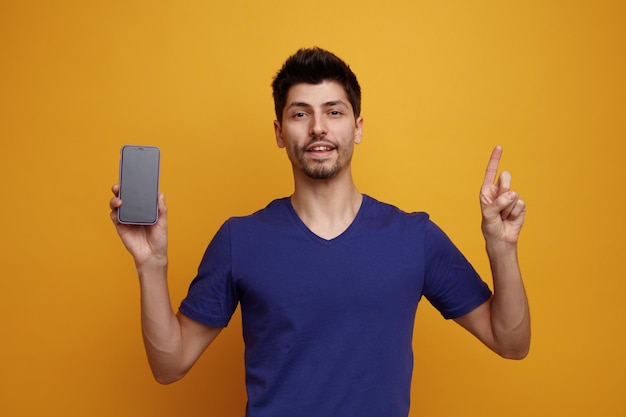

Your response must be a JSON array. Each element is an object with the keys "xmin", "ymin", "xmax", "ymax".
[{"xmin": 285, "ymin": 81, "xmax": 351, "ymax": 108}]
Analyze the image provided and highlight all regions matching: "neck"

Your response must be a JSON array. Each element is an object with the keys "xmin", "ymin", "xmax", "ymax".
[{"xmin": 290, "ymin": 169, "xmax": 362, "ymax": 240}]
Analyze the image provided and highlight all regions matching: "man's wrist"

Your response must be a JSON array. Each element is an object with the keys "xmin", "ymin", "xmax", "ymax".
[
  {"xmin": 485, "ymin": 240, "xmax": 518, "ymax": 260},
  {"xmin": 136, "ymin": 255, "xmax": 168, "ymax": 277}
]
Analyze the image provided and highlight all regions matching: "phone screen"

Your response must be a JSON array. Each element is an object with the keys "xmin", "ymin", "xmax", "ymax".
[{"xmin": 118, "ymin": 145, "xmax": 161, "ymax": 225}]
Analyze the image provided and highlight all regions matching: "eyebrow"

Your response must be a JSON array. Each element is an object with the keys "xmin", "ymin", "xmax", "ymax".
[{"xmin": 286, "ymin": 100, "xmax": 350, "ymax": 110}]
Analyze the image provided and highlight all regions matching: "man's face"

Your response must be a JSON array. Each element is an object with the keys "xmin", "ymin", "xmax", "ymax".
[{"xmin": 274, "ymin": 81, "xmax": 363, "ymax": 180}]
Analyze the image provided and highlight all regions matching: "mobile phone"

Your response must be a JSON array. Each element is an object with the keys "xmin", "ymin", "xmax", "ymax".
[{"xmin": 118, "ymin": 145, "xmax": 161, "ymax": 225}]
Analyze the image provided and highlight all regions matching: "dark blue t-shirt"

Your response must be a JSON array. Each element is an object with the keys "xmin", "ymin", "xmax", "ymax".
[{"xmin": 179, "ymin": 195, "xmax": 492, "ymax": 417}]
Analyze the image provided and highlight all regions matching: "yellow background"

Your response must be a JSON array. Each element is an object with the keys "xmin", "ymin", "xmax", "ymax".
[{"xmin": 1, "ymin": 1, "xmax": 625, "ymax": 416}]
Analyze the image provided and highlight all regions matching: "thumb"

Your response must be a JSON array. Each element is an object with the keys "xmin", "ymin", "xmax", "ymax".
[{"xmin": 483, "ymin": 190, "xmax": 518, "ymax": 220}]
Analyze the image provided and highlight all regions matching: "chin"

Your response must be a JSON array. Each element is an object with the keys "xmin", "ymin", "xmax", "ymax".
[{"xmin": 302, "ymin": 163, "xmax": 342, "ymax": 180}]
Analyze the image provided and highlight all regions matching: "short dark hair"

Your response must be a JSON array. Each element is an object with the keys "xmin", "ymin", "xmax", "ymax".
[{"xmin": 271, "ymin": 47, "xmax": 361, "ymax": 123}]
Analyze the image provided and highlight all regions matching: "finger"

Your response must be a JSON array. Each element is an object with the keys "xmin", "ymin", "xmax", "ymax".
[
  {"xmin": 157, "ymin": 193, "xmax": 167, "ymax": 217},
  {"xmin": 158, "ymin": 193, "xmax": 166, "ymax": 211},
  {"xmin": 499, "ymin": 191, "xmax": 518, "ymax": 219},
  {"xmin": 110, "ymin": 206, "xmax": 120, "ymax": 225},
  {"xmin": 482, "ymin": 146, "xmax": 503, "ymax": 188},
  {"xmin": 109, "ymin": 195, "xmax": 123, "ymax": 227},
  {"xmin": 109, "ymin": 184, "xmax": 122, "ymax": 221},
  {"xmin": 154, "ymin": 193, "xmax": 168, "ymax": 227},
  {"xmin": 497, "ymin": 171, "xmax": 512, "ymax": 196},
  {"xmin": 483, "ymin": 190, "xmax": 517, "ymax": 220},
  {"xmin": 509, "ymin": 198, "xmax": 526, "ymax": 220},
  {"xmin": 110, "ymin": 196, "xmax": 122, "ymax": 210},
  {"xmin": 479, "ymin": 187, "xmax": 496, "ymax": 207}
]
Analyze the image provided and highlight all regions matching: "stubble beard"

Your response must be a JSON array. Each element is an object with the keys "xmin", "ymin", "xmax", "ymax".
[
  {"xmin": 300, "ymin": 158, "xmax": 341, "ymax": 179},
  {"xmin": 290, "ymin": 138, "xmax": 346, "ymax": 180}
]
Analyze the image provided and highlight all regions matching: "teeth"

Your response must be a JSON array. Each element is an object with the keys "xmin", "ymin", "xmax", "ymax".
[{"xmin": 310, "ymin": 146, "xmax": 332, "ymax": 151}]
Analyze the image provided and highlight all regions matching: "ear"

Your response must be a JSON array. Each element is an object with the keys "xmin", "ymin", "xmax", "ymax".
[
  {"xmin": 354, "ymin": 116, "xmax": 364, "ymax": 144},
  {"xmin": 274, "ymin": 120, "xmax": 285, "ymax": 148}
]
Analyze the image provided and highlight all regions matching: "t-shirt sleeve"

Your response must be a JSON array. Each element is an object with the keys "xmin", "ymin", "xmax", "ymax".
[
  {"xmin": 179, "ymin": 221, "xmax": 239, "ymax": 327},
  {"xmin": 422, "ymin": 220, "xmax": 492, "ymax": 319}
]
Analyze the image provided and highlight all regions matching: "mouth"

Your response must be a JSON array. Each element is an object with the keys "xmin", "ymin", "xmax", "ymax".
[
  {"xmin": 307, "ymin": 145, "xmax": 335, "ymax": 152},
  {"xmin": 305, "ymin": 141, "xmax": 337, "ymax": 155}
]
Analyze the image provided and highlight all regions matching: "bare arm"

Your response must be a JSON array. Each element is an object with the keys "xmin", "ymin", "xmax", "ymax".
[
  {"xmin": 110, "ymin": 185, "xmax": 222, "ymax": 383},
  {"xmin": 454, "ymin": 147, "xmax": 530, "ymax": 359}
]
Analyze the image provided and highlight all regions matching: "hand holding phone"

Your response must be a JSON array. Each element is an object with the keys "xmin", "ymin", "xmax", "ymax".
[{"xmin": 118, "ymin": 145, "xmax": 161, "ymax": 225}]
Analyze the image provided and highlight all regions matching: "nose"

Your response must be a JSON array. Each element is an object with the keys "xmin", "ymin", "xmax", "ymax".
[{"xmin": 310, "ymin": 114, "xmax": 327, "ymax": 137}]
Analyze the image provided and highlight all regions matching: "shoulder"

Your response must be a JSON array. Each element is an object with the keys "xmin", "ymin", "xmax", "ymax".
[
  {"xmin": 361, "ymin": 194, "xmax": 430, "ymax": 227},
  {"xmin": 226, "ymin": 198, "xmax": 291, "ymax": 224},
  {"xmin": 222, "ymin": 197, "xmax": 294, "ymax": 238}
]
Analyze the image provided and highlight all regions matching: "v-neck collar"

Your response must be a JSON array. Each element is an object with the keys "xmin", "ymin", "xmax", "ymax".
[{"xmin": 285, "ymin": 195, "xmax": 369, "ymax": 246}]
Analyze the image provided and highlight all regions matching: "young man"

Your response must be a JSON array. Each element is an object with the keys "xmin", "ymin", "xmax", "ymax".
[{"xmin": 110, "ymin": 47, "xmax": 529, "ymax": 416}]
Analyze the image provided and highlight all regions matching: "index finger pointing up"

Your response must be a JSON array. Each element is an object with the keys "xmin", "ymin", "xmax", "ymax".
[{"xmin": 483, "ymin": 145, "xmax": 503, "ymax": 187}]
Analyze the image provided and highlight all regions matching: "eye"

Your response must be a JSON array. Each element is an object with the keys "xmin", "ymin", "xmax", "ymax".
[
  {"xmin": 292, "ymin": 112, "xmax": 307, "ymax": 119},
  {"xmin": 328, "ymin": 110, "xmax": 343, "ymax": 117}
]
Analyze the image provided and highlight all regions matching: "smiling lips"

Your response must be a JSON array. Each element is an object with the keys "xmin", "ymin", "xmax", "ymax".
[
  {"xmin": 305, "ymin": 141, "xmax": 336, "ymax": 154},
  {"xmin": 308, "ymin": 145, "xmax": 334, "ymax": 152}
]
